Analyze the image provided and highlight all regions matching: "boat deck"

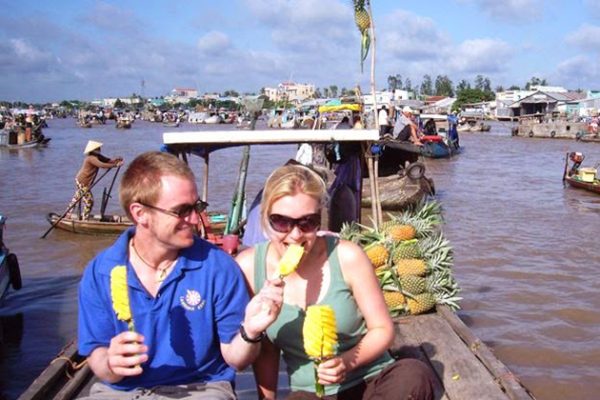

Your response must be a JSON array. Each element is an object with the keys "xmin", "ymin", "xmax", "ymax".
[{"xmin": 18, "ymin": 306, "xmax": 535, "ymax": 400}]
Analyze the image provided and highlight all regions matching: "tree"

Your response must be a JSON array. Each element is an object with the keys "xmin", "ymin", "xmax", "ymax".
[
  {"xmin": 404, "ymin": 78, "xmax": 412, "ymax": 92},
  {"xmin": 387, "ymin": 75, "xmax": 398, "ymax": 91},
  {"xmin": 223, "ymin": 90, "xmax": 239, "ymax": 97},
  {"xmin": 456, "ymin": 79, "xmax": 471, "ymax": 94},
  {"xmin": 524, "ymin": 77, "xmax": 547, "ymax": 90},
  {"xmin": 508, "ymin": 85, "xmax": 520, "ymax": 90},
  {"xmin": 313, "ymin": 88, "xmax": 323, "ymax": 98},
  {"xmin": 452, "ymin": 88, "xmax": 495, "ymax": 112},
  {"xmin": 323, "ymin": 87, "xmax": 330, "ymax": 98},
  {"xmin": 329, "ymin": 85, "xmax": 338, "ymax": 98},
  {"xmin": 420, "ymin": 75, "xmax": 433, "ymax": 97},
  {"xmin": 434, "ymin": 75, "xmax": 454, "ymax": 97},
  {"xmin": 395, "ymin": 74, "xmax": 403, "ymax": 90},
  {"xmin": 114, "ymin": 98, "xmax": 125, "ymax": 109},
  {"xmin": 495, "ymin": 85, "xmax": 504, "ymax": 93}
]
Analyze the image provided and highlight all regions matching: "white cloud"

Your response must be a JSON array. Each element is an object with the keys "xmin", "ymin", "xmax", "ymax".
[
  {"xmin": 449, "ymin": 38, "xmax": 513, "ymax": 74},
  {"xmin": 553, "ymin": 54, "xmax": 599, "ymax": 89},
  {"xmin": 197, "ymin": 31, "xmax": 233, "ymax": 54},
  {"xmin": 565, "ymin": 24, "xmax": 600, "ymax": 52},
  {"xmin": 466, "ymin": 0, "xmax": 543, "ymax": 22}
]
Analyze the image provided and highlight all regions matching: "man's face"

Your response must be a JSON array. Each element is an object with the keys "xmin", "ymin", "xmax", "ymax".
[{"xmin": 146, "ymin": 175, "xmax": 200, "ymax": 250}]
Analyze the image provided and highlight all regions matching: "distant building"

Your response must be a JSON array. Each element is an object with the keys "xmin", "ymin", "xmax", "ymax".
[
  {"xmin": 93, "ymin": 97, "xmax": 142, "ymax": 107},
  {"xmin": 264, "ymin": 81, "xmax": 315, "ymax": 104},
  {"xmin": 166, "ymin": 87, "xmax": 199, "ymax": 104}
]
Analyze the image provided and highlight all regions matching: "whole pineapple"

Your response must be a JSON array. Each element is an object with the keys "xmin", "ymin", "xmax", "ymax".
[
  {"xmin": 395, "ymin": 258, "xmax": 427, "ymax": 277},
  {"xmin": 392, "ymin": 239, "xmax": 421, "ymax": 263},
  {"xmin": 399, "ymin": 275, "xmax": 426, "ymax": 295},
  {"xmin": 364, "ymin": 241, "xmax": 389, "ymax": 268},
  {"xmin": 407, "ymin": 293, "xmax": 436, "ymax": 315},
  {"xmin": 383, "ymin": 291, "xmax": 406, "ymax": 308},
  {"xmin": 353, "ymin": 0, "xmax": 371, "ymax": 32},
  {"xmin": 380, "ymin": 220, "xmax": 416, "ymax": 243}
]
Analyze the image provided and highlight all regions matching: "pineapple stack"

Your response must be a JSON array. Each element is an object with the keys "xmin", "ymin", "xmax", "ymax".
[{"xmin": 340, "ymin": 200, "xmax": 461, "ymax": 317}]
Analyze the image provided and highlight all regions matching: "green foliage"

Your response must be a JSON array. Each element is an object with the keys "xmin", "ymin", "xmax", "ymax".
[
  {"xmin": 434, "ymin": 75, "xmax": 454, "ymax": 97},
  {"xmin": 420, "ymin": 74, "xmax": 433, "ymax": 96},
  {"xmin": 452, "ymin": 88, "xmax": 494, "ymax": 112}
]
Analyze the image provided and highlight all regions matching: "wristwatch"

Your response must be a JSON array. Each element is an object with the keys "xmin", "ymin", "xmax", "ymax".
[{"xmin": 240, "ymin": 324, "xmax": 265, "ymax": 343}]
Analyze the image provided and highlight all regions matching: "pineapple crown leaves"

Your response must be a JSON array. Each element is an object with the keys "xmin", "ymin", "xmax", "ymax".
[{"xmin": 339, "ymin": 221, "xmax": 363, "ymax": 243}]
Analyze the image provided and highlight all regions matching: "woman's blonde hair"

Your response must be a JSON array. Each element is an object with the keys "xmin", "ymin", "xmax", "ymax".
[{"xmin": 260, "ymin": 164, "xmax": 327, "ymax": 234}]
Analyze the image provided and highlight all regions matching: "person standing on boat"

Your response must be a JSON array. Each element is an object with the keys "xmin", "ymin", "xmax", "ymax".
[
  {"xmin": 235, "ymin": 164, "xmax": 435, "ymax": 399},
  {"xmin": 66, "ymin": 140, "xmax": 123, "ymax": 220},
  {"xmin": 77, "ymin": 151, "xmax": 284, "ymax": 400},
  {"xmin": 377, "ymin": 105, "xmax": 391, "ymax": 138},
  {"xmin": 393, "ymin": 106, "xmax": 423, "ymax": 145}
]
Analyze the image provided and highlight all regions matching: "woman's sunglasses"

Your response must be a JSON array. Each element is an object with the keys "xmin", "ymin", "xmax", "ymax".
[{"xmin": 268, "ymin": 213, "xmax": 321, "ymax": 233}]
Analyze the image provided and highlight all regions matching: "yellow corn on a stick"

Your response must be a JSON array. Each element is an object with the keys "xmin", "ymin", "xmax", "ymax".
[
  {"xmin": 271, "ymin": 244, "xmax": 304, "ymax": 279},
  {"xmin": 110, "ymin": 265, "xmax": 134, "ymax": 331},
  {"xmin": 303, "ymin": 305, "xmax": 338, "ymax": 397}
]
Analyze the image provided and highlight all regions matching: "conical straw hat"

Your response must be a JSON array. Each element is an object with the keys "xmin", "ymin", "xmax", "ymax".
[{"xmin": 84, "ymin": 140, "xmax": 103, "ymax": 154}]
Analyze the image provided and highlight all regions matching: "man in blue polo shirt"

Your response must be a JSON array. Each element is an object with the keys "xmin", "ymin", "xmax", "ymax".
[{"xmin": 78, "ymin": 151, "xmax": 284, "ymax": 399}]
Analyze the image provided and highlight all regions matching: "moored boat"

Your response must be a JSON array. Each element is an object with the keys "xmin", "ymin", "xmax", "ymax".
[{"xmin": 0, "ymin": 215, "xmax": 22, "ymax": 302}]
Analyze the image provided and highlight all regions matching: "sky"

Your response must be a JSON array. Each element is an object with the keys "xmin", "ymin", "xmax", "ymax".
[{"xmin": 1, "ymin": 0, "xmax": 600, "ymax": 103}]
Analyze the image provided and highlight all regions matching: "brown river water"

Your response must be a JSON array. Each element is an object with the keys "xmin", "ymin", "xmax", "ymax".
[{"xmin": 0, "ymin": 119, "xmax": 599, "ymax": 400}]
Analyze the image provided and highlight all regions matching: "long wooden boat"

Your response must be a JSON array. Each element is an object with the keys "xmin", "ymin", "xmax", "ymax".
[
  {"xmin": 564, "ymin": 175, "xmax": 600, "ymax": 193},
  {"xmin": 18, "ymin": 306, "xmax": 535, "ymax": 400},
  {"xmin": 21, "ymin": 129, "xmax": 534, "ymax": 399},
  {"xmin": 46, "ymin": 213, "xmax": 133, "ymax": 235},
  {"xmin": 46, "ymin": 212, "xmax": 228, "ymax": 236}
]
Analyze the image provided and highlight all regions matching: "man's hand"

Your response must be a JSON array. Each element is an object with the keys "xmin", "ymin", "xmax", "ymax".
[
  {"xmin": 243, "ymin": 278, "xmax": 284, "ymax": 338},
  {"xmin": 106, "ymin": 331, "xmax": 148, "ymax": 378}
]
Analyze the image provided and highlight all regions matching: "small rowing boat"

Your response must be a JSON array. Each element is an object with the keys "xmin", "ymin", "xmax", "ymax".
[{"xmin": 563, "ymin": 152, "xmax": 600, "ymax": 194}]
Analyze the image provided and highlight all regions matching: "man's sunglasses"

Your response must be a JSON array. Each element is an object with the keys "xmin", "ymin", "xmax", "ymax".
[
  {"xmin": 268, "ymin": 213, "xmax": 321, "ymax": 233},
  {"xmin": 139, "ymin": 199, "xmax": 209, "ymax": 219}
]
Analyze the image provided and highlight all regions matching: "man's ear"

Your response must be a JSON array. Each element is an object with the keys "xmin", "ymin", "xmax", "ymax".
[{"xmin": 129, "ymin": 203, "xmax": 146, "ymax": 226}]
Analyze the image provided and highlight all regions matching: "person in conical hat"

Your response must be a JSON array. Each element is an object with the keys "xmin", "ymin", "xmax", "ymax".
[{"xmin": 65, "ymin": 140, "xmax": 123, "ymax": 220}]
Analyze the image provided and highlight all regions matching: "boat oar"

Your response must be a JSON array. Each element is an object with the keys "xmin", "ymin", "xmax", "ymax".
[
  {"xmin": 100, "ymin": 165, "xmax": 121, "ymax": 219},
  {"xmin": 562, "ymin": 152, "xmax": 569, "ymax": 185},
  {"xmin": 41, "ymin": 168, "xmax": 112, "ymax": 239}
]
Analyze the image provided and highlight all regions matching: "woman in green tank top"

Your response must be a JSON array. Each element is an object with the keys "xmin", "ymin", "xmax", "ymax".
[{"xmin": 236, "ymin": 164, "xmax": 434, "ymax": 399}]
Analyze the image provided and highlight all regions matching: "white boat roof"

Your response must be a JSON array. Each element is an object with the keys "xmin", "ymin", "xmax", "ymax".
[{"xmin": 163, "ymin": 129, "xmax": 378, "ymax": 145}]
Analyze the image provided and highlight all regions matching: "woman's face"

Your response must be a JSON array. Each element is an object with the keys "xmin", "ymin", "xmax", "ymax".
[{"xmin": 267, "ymin": 191, "xmax": 321, "ymax": 253}]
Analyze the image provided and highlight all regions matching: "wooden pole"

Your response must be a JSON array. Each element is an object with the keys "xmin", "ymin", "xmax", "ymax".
[
  {"xmin": 202, "ymin": 153, "xmax": 209, "ymax": 203},
  {"xmin": 367, "ymin": 1, "xmax": 382, "ymax": 227}
]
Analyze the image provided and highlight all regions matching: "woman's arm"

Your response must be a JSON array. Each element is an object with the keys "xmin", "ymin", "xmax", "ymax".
[
  {"xmin": 317, "ymin": 240, "xmax": 394, "ymax": 385},
  {"xmin": 253, "ymin": 338, "xmax": 281, "ymax": 399}
]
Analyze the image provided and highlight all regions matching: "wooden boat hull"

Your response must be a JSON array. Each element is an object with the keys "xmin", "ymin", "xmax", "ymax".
[
  {"xmin": 361, "ymin": 174, "xmax": 435, "ymax": 211},
  {"xmin": 46, "ymin": 212, "xmax": 228, "ymax": 236},
  {"xmin": 46, "ymin": 213, "xmax": 133, "ymax": 235},
  {"xmin": 20, "ymin": 306, "xmax": 535, "ymax": 400},
  {"xmin": 564, "ymin": 175, "xmax": 600, "ymax": 194}
]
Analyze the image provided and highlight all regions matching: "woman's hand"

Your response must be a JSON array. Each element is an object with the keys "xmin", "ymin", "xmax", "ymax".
[{"xmin": 316, "ymin": 356, "xmax": 348, "ymax": 385}]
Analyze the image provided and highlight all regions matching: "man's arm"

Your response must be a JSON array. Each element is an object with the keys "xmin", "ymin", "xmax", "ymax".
[{"xmin": 220, "ymin": 279, "xmax": 283, "ymax": 370}]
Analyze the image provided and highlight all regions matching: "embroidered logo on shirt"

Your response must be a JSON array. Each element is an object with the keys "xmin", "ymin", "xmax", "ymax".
[{"xmin": 180, "ymin": 289, "xmax": 206, "ymax": 311}]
